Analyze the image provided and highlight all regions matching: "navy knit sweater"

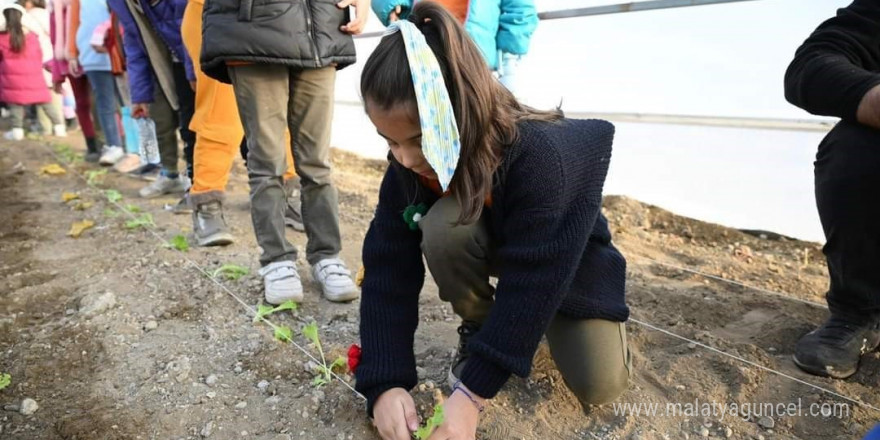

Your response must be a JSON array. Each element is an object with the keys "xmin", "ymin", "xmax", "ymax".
[{"xmin": 355, "ymin": 118, "xmax": 629, "ymax": 414}]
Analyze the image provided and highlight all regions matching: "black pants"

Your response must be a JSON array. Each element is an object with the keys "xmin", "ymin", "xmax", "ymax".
[
  {"xmin": 172, "ymin": 62, "xmax": 196, "ymax": 180},
  {"xmin": 815, "ymin": 120, "xmax": 880, "ymax": 324}
]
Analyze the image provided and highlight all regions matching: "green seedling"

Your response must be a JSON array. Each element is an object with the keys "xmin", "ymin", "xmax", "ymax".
[
  {"xmin": 303, "ymin": 321, "xmax": 339, "ymax": 387},
  {"xmin": 212, "ymin": 264, "xmax": 249, "ymax": 281},
  {"xmin": 125, "ymin": 213, "xmax": 155, "ymax": 229},
  {"xmin": 124, "ymin": 204, "xmax": 141, "ymax": 213},
  {"xmin": 54, "ymin": 144, "xmax": 80, "ymax": 163},
  {"xmin": 105, "ymin": 189, "xmax": 122, "ymax": 203},
  {"xmin": 86, "ymin": 169, "xmax": 107, "ymax": 185},
  {"xmin": 274, "ymin": 325, "xmax": 293, "ymax": 343},
  {"xmin": 0, "ymin": 373, "xmax": 10, "ymax": 391},
  {"xmin": 166, "ymin": 234, "xmax": 189, "ymax": 252},
  {"xmin": 104, "ymin": 208, "xmax": 119, "ymax": 218},
  {"xmin": 253, "ymin": 300, "xmax": 298, "ymax": 323},
  {"xmin": 414, "ymin": 404, "xmax": 445, "ymax": 440}
]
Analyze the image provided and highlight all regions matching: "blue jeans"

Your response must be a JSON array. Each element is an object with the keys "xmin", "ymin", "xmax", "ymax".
[{"xmin": 85, "ymin": 71, "xmax": 122, "ymax": 148}]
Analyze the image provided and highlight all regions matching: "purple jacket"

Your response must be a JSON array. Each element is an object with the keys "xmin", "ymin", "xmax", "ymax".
[{"xmin": 108, "ymin": 0, "xmax": 192, "ymax": 105}]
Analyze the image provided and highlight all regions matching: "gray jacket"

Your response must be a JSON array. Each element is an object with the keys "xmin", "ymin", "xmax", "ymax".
[{"xmin": 201, "ymin": 0, "xmax": 357, "ymax": 83}]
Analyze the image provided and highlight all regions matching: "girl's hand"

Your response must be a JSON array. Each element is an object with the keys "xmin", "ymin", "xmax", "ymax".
[
  {"xmin": 427, "ymin": 388, "xmax": 484, "ymax": 440},
  {"xmin": 338, "ymin": 0, "xmax": 370, "ymax": 35},
  {"xmin": 373, "ymin": 387, "xmax": 420, "ymax": 440},
  {"xmin": 68, "ymin": 59, "xmax": 80, "ymax": 76}
]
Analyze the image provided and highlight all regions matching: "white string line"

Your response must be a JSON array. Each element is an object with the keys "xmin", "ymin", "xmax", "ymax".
[
  {"xmin": 625, "ymin": 251, "xmax": 828, "ymax": 309},
  {"xmin": 44, "ymin": 145, "xmax": 367, "ymax": 402},
  {"xmin": 629, "ymin": 318, "xmax": 880, "ymax": 413}
]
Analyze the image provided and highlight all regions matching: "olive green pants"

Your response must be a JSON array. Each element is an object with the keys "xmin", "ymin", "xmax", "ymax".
[{"xmin": 419, "ymin": 196, "xmax": 631, "ymax": 407}]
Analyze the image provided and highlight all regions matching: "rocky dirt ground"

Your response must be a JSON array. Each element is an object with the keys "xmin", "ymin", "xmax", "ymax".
[{"xmin": 0, "ymin": 131, "xmax": 878, "ymax": 440}]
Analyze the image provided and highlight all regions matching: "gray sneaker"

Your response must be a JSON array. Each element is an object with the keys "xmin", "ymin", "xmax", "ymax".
[
  {"xmin": 193, "ymin": 200, "xmax": 234, "ymax": 247},
  {"xmin": 139, "ymin": 174, "xmax": 186, "ymax": 198}
]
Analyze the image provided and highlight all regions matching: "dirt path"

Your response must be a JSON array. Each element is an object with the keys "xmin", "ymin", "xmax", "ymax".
[{"xmin": 0, "ymin": 134, "xmax": 877, "ymax": 440}]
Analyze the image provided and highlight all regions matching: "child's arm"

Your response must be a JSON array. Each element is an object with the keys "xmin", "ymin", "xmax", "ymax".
[
  {"xmin": 107, "ymin": 0, "xmax": 156, "ymax": 106},
  {"xmin": 355, "ymin": 164, "xmax": 427, "ymax": 416},
  {"xmin": 496, "ymin": 0, "xmax": 538, "ymax": 56},
  {"xmin": 67, "ymin": 0, "xmax": 79, "ymax": 61},
  {"xmin": 371, "ymin": 0, "xmax": 412, "ymax": 27}
]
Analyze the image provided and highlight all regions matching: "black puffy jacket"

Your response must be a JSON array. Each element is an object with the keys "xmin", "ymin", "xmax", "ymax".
[{"xmin": 201, "ymin": 0, "xmax": 357, "ymax": 83}]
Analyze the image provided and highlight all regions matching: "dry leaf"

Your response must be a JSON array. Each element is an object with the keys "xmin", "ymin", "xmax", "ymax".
[
  {"xmin": 61, "ymin": 192, "xmax": 79, "ymax": 202},
  {"xmin": 73, "ymin": 201, "xmax": 94, "ymax": 211},
  {"xmin": 355, "ymin": 266, "xmax": 365, "ymax": 287},
  {"xmin": 40, "ymin": 164, "xmax": 67, "ymax": 175},
  {"xmin": 68, "ymin": 220, "xmax": 95, "ymax": 238}
]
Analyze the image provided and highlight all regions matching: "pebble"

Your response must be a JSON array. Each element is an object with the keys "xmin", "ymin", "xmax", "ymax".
[
  {"xmin": 257, "ymin": 380, "xmax": 270, "ymax": 391},
  {"xmin": 757, "ymin": 417, "xmax": 775, "ymax": 429},
  {"xmin": 724, "ymin": 427, "xmax": 733, "ymax": 438},
  {"xmin": 79, "ymin": 291, "xmax": 117, "ymax": 317},
  {"xmin": 235, "ymin": 401, "xmax": 247, "ymax": 409},
  {"xmin": 206, "ymin": 392, "xmax": 217, "ymax": 399},
  {"xmin": 699, "ymin": 427, "xmax": 709, "ymax": 437},
  {"xmin": 206, "ymin": 375, "xmax": 218, "ymax": 386},
  {"xmin": 304, "ymin": 361, "xmax": 319, "ymax": 374},
  {"xmin": 201, "ymin": 421, "xmax": 214, "ymax": 438},
  {"xmin": 20, "ymin": 399, "xmax": 39, "ymax": 416},
  {"xmin": 265, "ymin": 396, "xmax": 282, "ymax": 405},
  {"xmin": 416, "ymin": 366, "xmax": 427, "ymax": 380},
  {"xmin": 312, "ymin": 390, "xmax": 325, "ymax": 402},
  {"xmin": 144, "ymin": 320, "xmax": 158, "ymax": 331},
  {"xmin": 675, "ymin": 385, "xmax": 686, "ymax": 390},
  {"xmin": 234, "ymin": 366, "xmax": 243, "ymax": 374}
]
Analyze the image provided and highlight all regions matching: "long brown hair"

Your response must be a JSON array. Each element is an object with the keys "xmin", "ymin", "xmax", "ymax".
[
  {"xmin": 361, "ymin": 1, "xmax": 562, "ymax": 224},
  {"xmin": 4, "ymin": 8, "xmax": 26, "ymax": 53}
]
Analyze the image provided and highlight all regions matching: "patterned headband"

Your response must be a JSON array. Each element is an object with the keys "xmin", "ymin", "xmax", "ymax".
[{"xmin": 384, "ymin": 20, "xmax": 461, "ymax": 192}]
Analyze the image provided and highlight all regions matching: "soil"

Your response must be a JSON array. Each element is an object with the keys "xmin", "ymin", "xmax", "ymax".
[{"xmin": 1, "ymin": 133, "xmax": 877, "ymax": 440}]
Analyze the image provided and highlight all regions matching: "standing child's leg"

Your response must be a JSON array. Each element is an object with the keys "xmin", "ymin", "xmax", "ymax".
[
  {"xmin": 37, "ymin": 101, "xmax": 67, "ymax": 137},
  {"xmin": 289, "ymin": 66, "xmax": 358, "ymax": 302},
  {"xmin": 85, "ymin": 71, "xmax": 124, "ymax": 165},
  {"xmin": 69, "ymin": 75, "xmax": 99, "ymax": 161},
  {"xmin": 4, "ymin": 105, "xmax": 26, "ymax": 140},
  {"xmin": 139, "ymin": 85, "xmax": 186, "ymax": 199}
]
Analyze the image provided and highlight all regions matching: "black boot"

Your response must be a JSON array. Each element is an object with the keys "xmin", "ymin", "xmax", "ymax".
[
  {"xmin": 84, "ymin": 137, "xmax": 100, "ymax": 163},
  {"xmin": 793, "ymin": 315, "xmax": 880, "ymax": 378},
  {"xmin": 447, "ymin": 321, "xmax": 481, "ymax": 387}
]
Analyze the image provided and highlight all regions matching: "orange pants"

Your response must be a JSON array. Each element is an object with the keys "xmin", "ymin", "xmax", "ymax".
[{"xmin": 181, "ymin": 0, "xmax": 295, "ymax": 199}]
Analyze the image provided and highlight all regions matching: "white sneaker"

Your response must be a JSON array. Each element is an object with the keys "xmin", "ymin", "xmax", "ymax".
[
  {"xmin": 99, "ymin": 145, "xmax": 125, "ymax": 166},
  {"xmin": 259, "ymin": 261, "xmax": 304, "ymax": 305},
  {"xmin": 113, "ymin": 153, "xmax": 142, "ymax": 173},
  {"xmin": 138, "ymin": 174, "xmax": 186, "ymax": 198},
  {"xmin": 312, "ymin": 258, "xmax": 360, "ymax": 302},
  {"xmin": 52, "ymin": 124, "xmax": 68, "ymax": 137},
  {"xmin": 4, "ymin": 128, "xmax": 24, "ymax": 141}
]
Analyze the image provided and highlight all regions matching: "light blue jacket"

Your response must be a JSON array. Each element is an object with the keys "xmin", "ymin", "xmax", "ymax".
[
  {"xmin": 75, "ymin": 0, "xmax": 112, "ymax": 72},
  {"xmin": 372, "ymin": 0, "xmax": 538, "ymax": 70}
]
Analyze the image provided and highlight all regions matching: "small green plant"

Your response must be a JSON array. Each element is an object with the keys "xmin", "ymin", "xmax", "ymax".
[
  {"xmin": 86, "ymin": 169, "xmax": 107, "ymax": 185},
  {"xmin": 302, "ymin": 321, "xmax": 344, "ymax": 387},
  {"xmin": 54, "ymin": 144, "xmax": 80, "ymax": 163},
  {"xmin": 124, "ymin": 204, "xmax": 142, "ymax": 213},
  {"xmin": 125, "ymin": 213, "xmax": 155, "ymax": 229},
  {"xmin": 414, "ymin": 404, "xmax": 445, "ymax": 440},
  {"xmin": 105, "ymin": 189, "xmax": 122, "ymax": 203},
  {"xmin": 253, "ymin": 300, "xmax": 298, "ymax": 323},
  {"xmin": 104, "ymin": 208, "xmax": 119, "ymax": 218},
  {"xmin": 0, "ymin": 373, "xmax": 10, "ymax": 391},
  {"xmin": 165, "ymin": 234, "xmax": 189, "ymax": 252},
  {"xmin": 212, "ymin": 264, "xmax": 249, "ymax": 281},
  {"xmin": 274, "ymin": 325, "xmax": 293, "ymax": 343}
]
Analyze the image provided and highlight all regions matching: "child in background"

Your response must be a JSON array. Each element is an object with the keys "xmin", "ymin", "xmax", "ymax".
[
  {"xmin": 372, "ymin": 0, "xmax": 538, "ymax": 95},
  {"xmin": 1, "ymin": 3, "xmax": 65, "ymax": 140},
  {"xmin": 108, "ymin": 0, "xmax": 195, "ymax": 206},
  {"xmin": 50, "ymin": 0, "xmax": 100, "ymax": 161},
  {"xmin": 69, "ymin": 0, "xmax": 125, "ymax": 166},
  {"xmin": 180, "ymin": 0, "xmax": 302, "ymax": 247},
  {"xmin": 19, "ymin": 0, "xmax": 65, "ymax": 136},
  {"xmin": 354, "ymin": 4, "xmax": 629, "ymax": 438}
]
